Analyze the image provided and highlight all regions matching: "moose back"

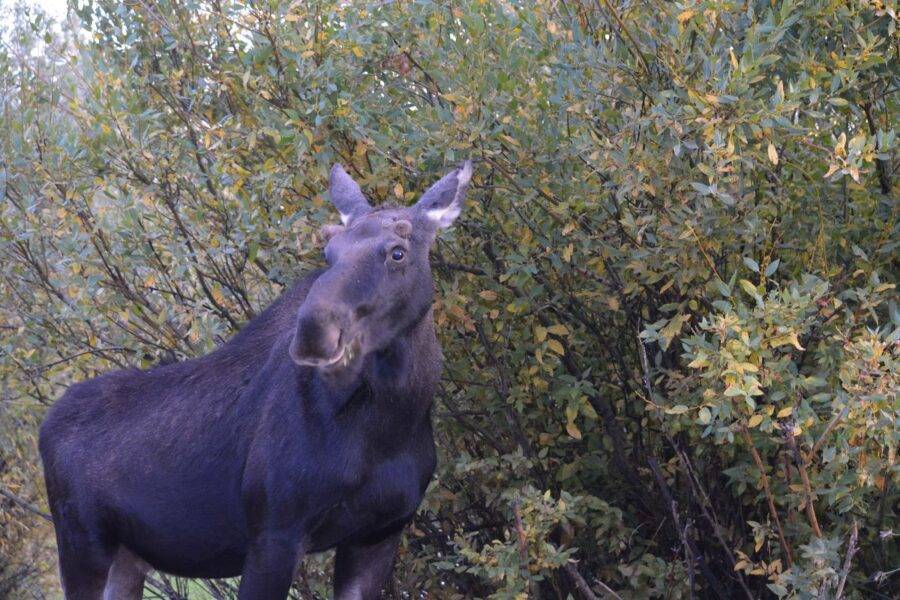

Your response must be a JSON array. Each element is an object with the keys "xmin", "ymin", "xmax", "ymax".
[{"xmin": 39, "ymin": 161, "xmax": 472, "ymax": 600}]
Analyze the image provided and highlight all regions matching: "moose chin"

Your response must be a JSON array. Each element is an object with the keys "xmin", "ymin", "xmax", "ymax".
[{"xmin": 39, "ymin": 160, "xmax": 472, "ymax": 600}]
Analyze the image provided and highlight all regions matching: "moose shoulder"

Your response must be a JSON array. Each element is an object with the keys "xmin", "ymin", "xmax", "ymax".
[{"xmin": 39, "ymin": 161, "xmax": 473, "ymax": 600}]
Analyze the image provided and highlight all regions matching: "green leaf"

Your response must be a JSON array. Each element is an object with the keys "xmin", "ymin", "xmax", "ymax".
[
  {"xmin": 739, "ymin": 279, "xmax": 759, "ymax": 296},
  {"xmin": 714, "ymin": 278, "xmax": 732, "ymax": 297},
  {"xmin": 698, "ymin": 407, "xmax": 711, "ymax": 425},
  {"xmin": 743, "ymin": 257, "xmax": 760, "ymax": 273}
]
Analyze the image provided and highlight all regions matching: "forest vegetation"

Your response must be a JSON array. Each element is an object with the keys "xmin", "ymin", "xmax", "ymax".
[{"xmin": 0, "ymin": 1, "xmax": 897, "ymax": 598}]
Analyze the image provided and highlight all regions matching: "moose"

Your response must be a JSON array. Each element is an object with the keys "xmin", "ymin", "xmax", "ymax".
[{"xmin": 39, "ymin": 160, "xmax": 472, "ymax": 600}]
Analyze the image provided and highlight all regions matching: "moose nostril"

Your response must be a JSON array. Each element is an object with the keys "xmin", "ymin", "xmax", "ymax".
[
  {"xmin": 355, "ymin": 304, "xmax": 374, "ymax": 319},
  {"xmin": 292, "ymin": 310, "xmax": 344, "ymax": 362}
]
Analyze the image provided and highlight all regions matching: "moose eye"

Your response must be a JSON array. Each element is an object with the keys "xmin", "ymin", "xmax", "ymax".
[{"xmin": 390, "ymin": 247, "xmax": 406, "ymax": 262}]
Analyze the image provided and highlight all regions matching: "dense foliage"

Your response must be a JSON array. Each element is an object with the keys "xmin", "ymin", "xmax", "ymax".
[{"xmin": 1, "ymin": 1, "xmax": 897, "ymax": 598}]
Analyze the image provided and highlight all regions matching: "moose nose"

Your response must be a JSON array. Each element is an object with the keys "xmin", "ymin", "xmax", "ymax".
[{"xmin": 289, "ymin": 307, "xmax": 347, "ymax": 366}]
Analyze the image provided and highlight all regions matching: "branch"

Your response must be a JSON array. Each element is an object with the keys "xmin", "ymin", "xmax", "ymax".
[
  {"xmin": 594, "ymin": 0, "xmax": 651, "ymax": 75},
  {"xmin": 564, "ymin": 561, "xmax": 625, "ymax": 600},
  {"xmin": 512, "ymin": 498, "xmax": 528, "ymax": 563},
  {"xmin": 648, "ymin": 457, "xmax": 729, "ymax": 599},
  {"xmin": 809, "ymin": 404, "xmax": 849, "ymax": 462},
  {"xmin": 834, "ymin": 520, "xmax": 859, "ymax": 600},
  {"xmin": 786, "ymin": 429, "xmax": 823, "ymax": 538},
  {"xmin": 673, "ymin": 445, "xmax": 756, "ymax": 600},
  {"xmin": 739, "ymin": 426, "xmax": 794, "ymax": 567},
  {"xmin": 0, "ymin": 485, "xmax": 52, "ymax": 522},
  {"xmin": 862, "ymin": 101, "xmax": 892, "ymax": 195}
]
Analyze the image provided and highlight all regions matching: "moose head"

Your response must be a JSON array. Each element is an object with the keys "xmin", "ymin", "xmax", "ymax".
[{"xmin": 289, "ymin": 161, "xmax": 472, "ymax": 371}]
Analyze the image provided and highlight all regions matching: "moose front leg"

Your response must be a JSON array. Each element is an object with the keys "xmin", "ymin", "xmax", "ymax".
[
  {"xmin": 237, "ymin": 530, "xmax": 303, "ymax": 600},
  {"xmin": 333, "ymin": 529, "xmax": 403, "ymax": 600}
]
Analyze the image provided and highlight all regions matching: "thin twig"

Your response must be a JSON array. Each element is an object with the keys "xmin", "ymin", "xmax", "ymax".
[
  {"xmin": 512, "ymin": 498, "xmax": 542, "ymax": 599},
  {"xmin": 34, "ymin": 346, "xmax": 131, "ymax": 373},
  {"xmin": 809, "ymin": 404, "xmax": 850, "ymax": 462},
  {"xmin": 835, "ymin": 520, "xmax": 859, "ymax": 599},
  {"xmin": 0, "ymin": 485, "xmax": 52, "ymax": 522},
  {"xmin": 564, "ymin": 561, "xmax": 624, "ymax": 600},
  {"xmin": 739, "ymin": 426, "xmax": 794, "ymax": 567},
  {"xmin": 682, "ymin": 519, "xmax": 696, "ymax": 600},
  {"xmin": 638, "ymin": 333, "xmax": 732, "ymax": 598},
  {"xmin": 786, "ymin": 429, "xmax": 823, "ymax": 538},
  {"xmin": 673, "ymin": 445, "xmax": 755, "ymax": 600},
  {"xmin": 512, "ymin": 498, "xmax": 528, "ymax": 563},
  {"xmin": 648, "ymin": 458, "xmax": 729, "ymax": 599},
  {"xmin": 595, "ymin": 0, "xmax": 651, "ymax": 75}
]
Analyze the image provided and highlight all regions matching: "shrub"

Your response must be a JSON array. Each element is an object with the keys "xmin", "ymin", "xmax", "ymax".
[{"xmin": 1, "ymin": 1, "xmax": 896, "ymax": 598}]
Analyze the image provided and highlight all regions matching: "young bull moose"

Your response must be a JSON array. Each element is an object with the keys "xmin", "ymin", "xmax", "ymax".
[{"xmin": 39, "ymin": 161, "xmax": 473, "ymax": 600}]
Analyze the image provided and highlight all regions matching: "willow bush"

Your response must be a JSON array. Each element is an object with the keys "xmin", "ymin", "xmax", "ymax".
[{"xmin": 1, "ymin": 1, "xmax": 897, "ymax": 598}]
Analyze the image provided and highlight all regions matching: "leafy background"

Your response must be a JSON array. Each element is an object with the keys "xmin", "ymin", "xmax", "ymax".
[{"xmin": 0, "ymin": 0, "xmax": 897, "ymax": 598}]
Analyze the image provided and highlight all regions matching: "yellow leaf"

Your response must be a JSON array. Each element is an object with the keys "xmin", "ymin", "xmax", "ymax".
[
  {"xmin": 767, "ymin": 142, "xmax": 779, "ymax": 165},
  {"xmin": 777, "ymin": 406, "xmax": 793, "ymax": 418},
  {"xmin": 546, "ymin": 339, "xmax": 565, "ymax": 355},
  {"xmin": 547, "ymin": 324, "xmax": 569, "ymax": 336},
  {"xmin": 687, "ymin": 356, "xmax": 708, "ymax": 368},
  {"xmin": 678, "ymin": 9, "xmax": 696, "ymax": 23},
  {"xmin": 748, "ymin": 414, "xmax": 764, "ymax": 428},
  {"xmin": 835, "ymin": 132, "xmax": 847, "ymax": 157},
  {"xmin": 769, "ymin": 332, "xmax": 805, "ymax": 351},
  {"xmin": 534, "ymin": 326, "xmax": 547, "ymax": 343},
  {"xmin": 478, "ymin": 290, "xmax": 497, "ymax": 301},
  {"xmin": 393, "ymin": 183, "xmax": 404, "ymax": 198},
  {"xmin": 566, "ymin": 421, "xmax": 582, "ymax": 440}
]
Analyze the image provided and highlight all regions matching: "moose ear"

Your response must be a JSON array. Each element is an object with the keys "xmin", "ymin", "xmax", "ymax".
[
  {"xmin": 414, "ymin": 160, "xmax": 472, "ymax": 229},
  {"xmin": 329, "ymin": 164, "xmax": 372, "ymax": 225}
]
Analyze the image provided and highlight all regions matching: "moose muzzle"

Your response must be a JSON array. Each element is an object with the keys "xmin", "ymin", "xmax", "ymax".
[{"xmin": 289, "ymin": 304, "xmax": 358, "ymax": 368}]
